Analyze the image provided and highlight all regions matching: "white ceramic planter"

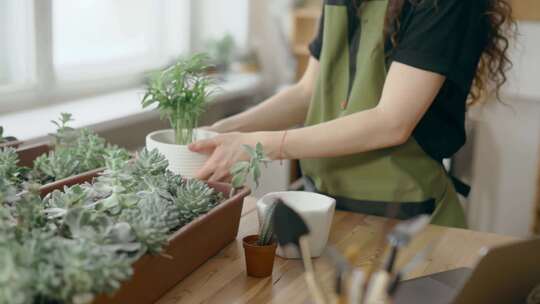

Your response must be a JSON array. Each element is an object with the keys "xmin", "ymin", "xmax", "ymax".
[
  {"xmin": 256, "ymin": 191, "xmax": 336, "ymax": 259},
  {"xmin": 145, "ymin": 129, "xmax": 217, "ymax": 178}
]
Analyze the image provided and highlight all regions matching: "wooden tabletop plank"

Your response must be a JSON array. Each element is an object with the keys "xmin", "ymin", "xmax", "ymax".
[{"xmin": 157, "ymin": 197, "xmax": 517, "ymax": 304}]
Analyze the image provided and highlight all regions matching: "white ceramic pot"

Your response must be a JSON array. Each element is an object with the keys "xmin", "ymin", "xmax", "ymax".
[
  {"xmin": 146, "ymin": 129, "xmax": 217, "ymax": 178},
  {"xmin": 256, "ymin": 191, "xmax": 336, "ymax": 259}
]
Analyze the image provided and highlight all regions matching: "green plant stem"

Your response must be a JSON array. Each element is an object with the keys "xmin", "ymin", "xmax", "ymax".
[
  {"xmin": 175, "ymin": 119, "xmax": 182, "ymax": 145},
  {"xmin": 174, "ymin": 114, "xmax": 196, "ymax": 145}
]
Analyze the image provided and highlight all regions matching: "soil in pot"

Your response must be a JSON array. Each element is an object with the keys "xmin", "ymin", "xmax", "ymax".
[
  {"xmin": 146, "ymin": 129, "xmax": 217, "ymax": 178},
  {"xmin": 243, "ymin": 235, "xmax": 277, "ymax": 278}
]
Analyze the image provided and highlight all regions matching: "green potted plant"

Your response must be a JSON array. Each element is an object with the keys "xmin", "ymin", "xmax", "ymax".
[
  {"xmin": 230, "ymin": 143, "xmax": 277, "ymax": 277},
  {"xmin": 143, "ymin": 53, "xmax": 217, "ymax": 178},
  {"xmin": 0, "ymin": 147, "xmax": 251, "ymax": 304},
  {"xmin": 243, "ymin": 200, "xmax": 279, "ymax": 277},
  {"xmin": 207, "ymin": 33, "xmax": 236, "ymax": 74},
  {"xmin": 1, "ymin": 113, "xmax": 130, "ymax": 196}
]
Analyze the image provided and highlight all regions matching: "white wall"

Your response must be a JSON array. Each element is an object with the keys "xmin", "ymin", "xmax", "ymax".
[
  {"xmin": 506, "ymin": 22, "xmax": 540, "ymax": 100},
  {"xmin": 461, "ymin": 22, "xmax": 540, "ymax": 237},
  {"xmin": 248, "ymin": 0, "xmax": 296, "ymax": 89},
  {"xmin": 466, "ymin": 99, "xmax": 540, "ymax": 236}
]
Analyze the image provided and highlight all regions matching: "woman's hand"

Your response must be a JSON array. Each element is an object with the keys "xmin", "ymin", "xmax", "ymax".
[{"xmin": 188, "ymin": 132, "xmax": 281, "ymax": 182}]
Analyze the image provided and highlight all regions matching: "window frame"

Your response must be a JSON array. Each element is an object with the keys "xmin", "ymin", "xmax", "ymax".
[{"xmin": 0, "ymin": 0, "xmax": 192, "ymax": 114}]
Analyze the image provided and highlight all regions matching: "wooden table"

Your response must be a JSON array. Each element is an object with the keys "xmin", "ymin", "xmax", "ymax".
[{"xmin": 157, "ymin": 198, "xmax": 517, "ymax": 304}]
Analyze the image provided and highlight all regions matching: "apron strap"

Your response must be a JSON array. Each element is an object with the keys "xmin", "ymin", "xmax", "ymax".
[
  {"xmin": 449, "ymin": 175, "xmax": 471, "ymax": 198},
  {"xmin": 301, "ymin": 176, "xmax": 436, "ymax": 220},
  {"xmin": 437, "ymin": 159, "xmax": 471, "ymax": 198}
]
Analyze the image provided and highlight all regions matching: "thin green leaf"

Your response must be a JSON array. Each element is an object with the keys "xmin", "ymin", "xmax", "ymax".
[
  {"xmin": 231, "ymin": 174, "xmax": 246, "ymax": 189},
  {"xmin": 242, "ymin": 144, "xmax": 257, "ymax": 159},
  {"xmin": 230, "ymin": 162, "xmax": 249, "ymax": 175},
  {"xmin": 253, "ymin": 164, "xmax": 261, "ymax": 187}
]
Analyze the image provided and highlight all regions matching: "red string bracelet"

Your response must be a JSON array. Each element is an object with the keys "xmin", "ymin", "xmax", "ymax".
[{"xmin": 279, "ymin": 130, "xmax": 288, "ymax": 166}]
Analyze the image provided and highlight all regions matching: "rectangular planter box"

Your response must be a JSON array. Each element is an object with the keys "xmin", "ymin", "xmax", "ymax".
[
  {"xmin": 0, "ymin": 139, "xmax": 22, "ymax": 150},
  {"xmin": 16, "ymin": 143, "xmax": 104, "ymax": 197},
  {"xmin": 93, "ymin": 182, "xmax": 250, "ymax": 304}
]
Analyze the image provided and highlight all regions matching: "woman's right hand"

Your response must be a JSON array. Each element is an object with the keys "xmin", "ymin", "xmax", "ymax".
[{"xmin": 189, "ymin": 131, "xmax": 280, "ymax": 182}]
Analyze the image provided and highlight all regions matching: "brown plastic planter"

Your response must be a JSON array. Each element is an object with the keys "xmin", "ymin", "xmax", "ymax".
[
  {"xmin": 93, "ymin": 182, "xmax": 251, "ymax": 304},
  {"xmin": 0, "ymin": 137, "xmax": 22, "ymax": 149},
  {"xmin": 243, "ymin": 235, "xmax": 277, "ymax": 278},
  {"xmin": 16, "ymin": 143, "xmax": 104, "ymax": 197},
  {"xmin": 16, "ymin": 143, "xmax": 50, "ymax": 167},
  {"xmin": 38, "ymin": 168, "xmax": 105, "ymax": 197}
]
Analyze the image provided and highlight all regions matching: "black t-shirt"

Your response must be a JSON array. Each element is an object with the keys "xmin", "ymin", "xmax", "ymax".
[{"xmin": 309, "ymin": 0, "xmax": 490, "ymax": 161}]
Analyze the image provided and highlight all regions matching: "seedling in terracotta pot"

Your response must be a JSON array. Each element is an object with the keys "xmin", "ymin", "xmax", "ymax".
[
  {"xmin": 243, "ymin": 198, "xmax": 280, "ymax": 278},
  {"xmin": 143, "ymin": 53, "xmax": 218, "ymax": 177},
  {"xmin": 230, "ymin": 143, "xmax": 276, "ymax": 277}
]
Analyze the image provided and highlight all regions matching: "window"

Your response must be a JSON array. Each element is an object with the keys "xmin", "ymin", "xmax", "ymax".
[
  {"xmin": 0, "ymin": 0, "xmax": 35, "ymax": 88},
  {"xmin": 53, "ymin": 1, "xmax": 164, "ymax": 81},
  {"xmin": 1, "ymin": 0, "xmax": 190, "ymax": 113}
]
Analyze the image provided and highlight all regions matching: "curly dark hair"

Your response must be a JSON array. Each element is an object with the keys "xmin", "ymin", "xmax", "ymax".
[{"xmin": 357, "ymin": 0, "xmax": 516, "ymax": 105}]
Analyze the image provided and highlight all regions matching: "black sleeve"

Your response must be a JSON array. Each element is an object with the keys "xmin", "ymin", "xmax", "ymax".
[
  {"xmin": 308, "ymin": 6, "xmax": 325, "ymax": 60},
  {"xmin": 390, "ymin": 0, "xmax": 484, "ymax": 90}
]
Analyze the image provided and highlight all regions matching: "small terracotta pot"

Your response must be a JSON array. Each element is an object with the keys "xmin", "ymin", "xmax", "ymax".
[{"xmin": 243, "ymin": 235, "xmax": 277, "ymax": 278}]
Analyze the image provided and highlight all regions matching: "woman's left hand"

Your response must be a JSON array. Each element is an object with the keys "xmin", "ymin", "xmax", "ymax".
[{"xmin": 188, "ymin": 132, "xmax": 278, "ymax": 182}]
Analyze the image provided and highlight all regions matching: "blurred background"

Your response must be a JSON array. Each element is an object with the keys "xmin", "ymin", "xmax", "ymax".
[{"xmin": 0, "ymin": 0, "xmax": 539, "ymax": 238}]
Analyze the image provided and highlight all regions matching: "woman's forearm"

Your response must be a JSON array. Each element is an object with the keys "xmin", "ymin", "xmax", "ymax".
[
  {"xmin": 212, "ymin": 58, "xmax": 320, "ymax": 133},
  {"xmin": 213, "ymin": 83, "xmax": 311, "ymax": 132},
  {"xmin": 261, "ymin": 107, "xmax": 408, "ymax": 160}
]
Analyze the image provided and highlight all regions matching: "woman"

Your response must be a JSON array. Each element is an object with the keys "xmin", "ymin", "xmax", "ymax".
[{"xmin": 189, "ymin": 0, "xmax": 515, "ymax": 227}]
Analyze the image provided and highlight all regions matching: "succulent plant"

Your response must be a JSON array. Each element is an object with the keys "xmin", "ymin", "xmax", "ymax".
[
  {"xmin": 1, "ymin": 114, "xmax": 130, "ymax": 192},
  {"xmin": 132, "ymin": 148, "xmax": 169, "ymax": 178},
  {"xmin": 32, "ymin": 113, "xmax": 130, "ymax": 184},
  {"xmin": 44, "ymin": 185, "xmax": 93, "ymax": 219},
  {"xmin": 34, "ymin": 149, "xmax": 81, "ymax": 182},
  {"xmin": 0, "ymin": 147, "xmax": 224, "ymax": 303},
  {"xmin": 119, "ymin": 193, "xmax": 181, "ymax": 255},
  {"xmin": 171, "ymin": 179, "xmax": 221, "ymax": 225},
  {"xmin": 0, "ymin": 148, "xmax": 29, "ymax": 188},
  {"xmin": 0, "ymin": 238, "xmax": 36, "ymax": 304},
  {"xmin": 12, "ymin": 187, "xmax": 49, "ymax": 236},
  {"xmin": 64, "ymin": 208, "xmax": 140, "ymax": 254},
  {"xmin": 50, "ymin": 112, "xmax": 78, "ymax": 148},
  {"xmin": 32, "ymin": 235, "xmax": 135, "ymax": 304},
  {"xmin": 0, "ymin": 176, "xmax": 17, "ymax": 205}
]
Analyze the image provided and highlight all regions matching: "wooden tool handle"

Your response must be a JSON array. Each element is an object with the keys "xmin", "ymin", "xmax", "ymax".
[{"xmin": 300, "ymin": 237, "xmax": 329, "ymax": 304}]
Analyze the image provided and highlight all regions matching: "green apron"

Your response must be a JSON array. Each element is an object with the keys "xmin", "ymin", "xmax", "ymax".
[{"xmin": 300, "ymin": 0, "xmax": 467, "ymax": 228}]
